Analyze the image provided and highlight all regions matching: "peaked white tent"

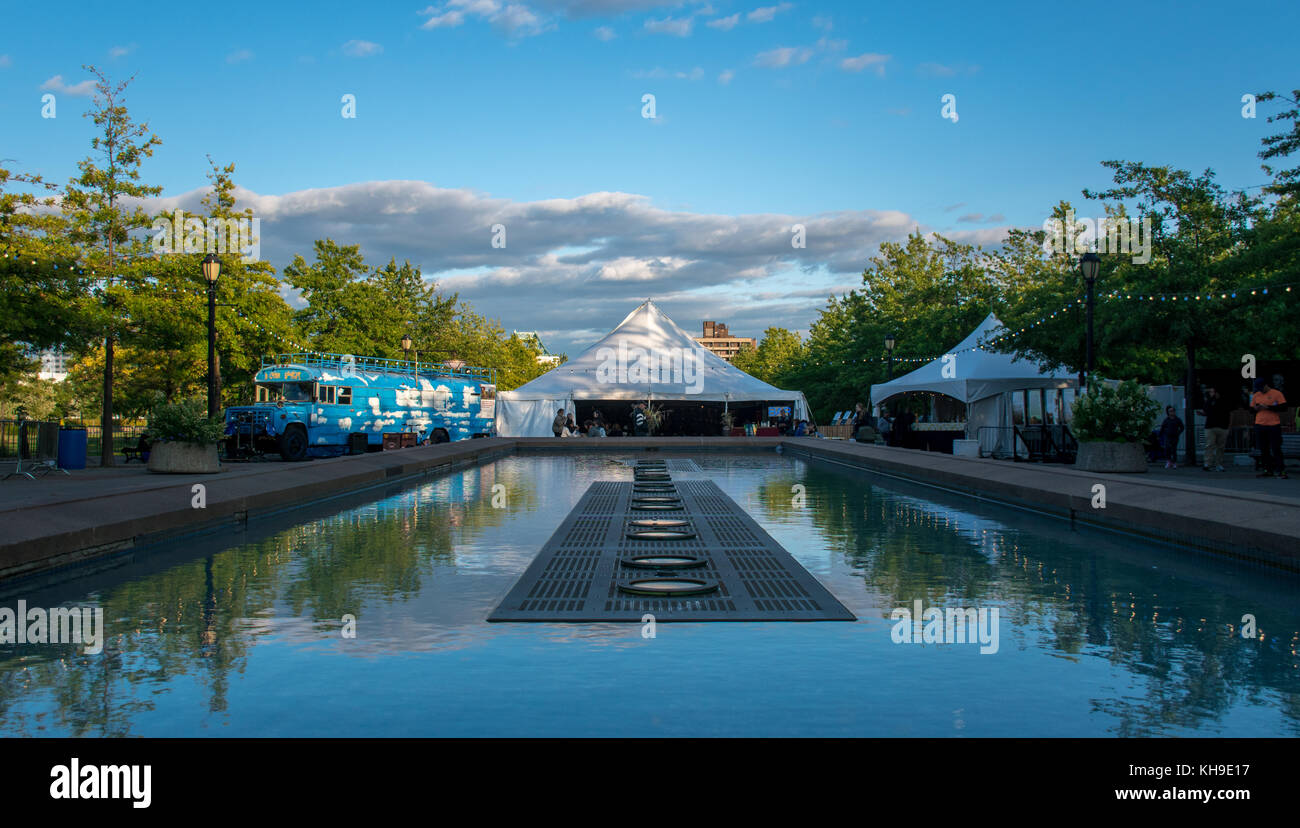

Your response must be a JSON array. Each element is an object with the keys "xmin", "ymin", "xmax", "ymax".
[
  {"xmin": 869, "ymin": 313, "xmax": 1077, "ymax": 456},
  {"xmin": 496, "ymin": 301, "xmax": 810, "ymax": 436}
]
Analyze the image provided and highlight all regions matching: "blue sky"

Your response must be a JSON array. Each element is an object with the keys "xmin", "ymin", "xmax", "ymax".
[{"xmin": 2, "ymin": 0, "xmax": 1296, "ymax": 355}]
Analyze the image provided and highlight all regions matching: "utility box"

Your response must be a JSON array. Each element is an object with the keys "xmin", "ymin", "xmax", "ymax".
[
  {"xmin": 382, "ymin": 433, "xmax": 401, "ymax": 451},
  {"xmin": 57, "ymin": 427, "xmax": 88, "ymax": 469},
  {"xmin": 347, "ymin": 433, "xmax": 368, "ymax": 455}
]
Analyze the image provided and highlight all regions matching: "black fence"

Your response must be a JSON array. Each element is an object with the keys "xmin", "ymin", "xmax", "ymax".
[{"xmin": 0, "ymin": 419, "xmax": 148, "ymax": 460}]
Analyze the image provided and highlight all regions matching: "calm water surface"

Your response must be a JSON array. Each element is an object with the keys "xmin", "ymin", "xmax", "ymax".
[{"xmin": 1, "ymin": 452, "xmax": 1296, "ymax": 736}]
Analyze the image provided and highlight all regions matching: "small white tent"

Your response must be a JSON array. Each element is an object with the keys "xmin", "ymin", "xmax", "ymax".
[
  {"xmin": 496, "ymin": 301, "xmax": 810, "ymax": 436},
  {"xmin": 869, "ymin": 313, "xmax": 1077, "ymax": 456}
]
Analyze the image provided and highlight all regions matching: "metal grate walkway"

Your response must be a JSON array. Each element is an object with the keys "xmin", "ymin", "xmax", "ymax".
[{"xmin": 489, "ymin": 477, "xmax": 855, "ymax": 622}]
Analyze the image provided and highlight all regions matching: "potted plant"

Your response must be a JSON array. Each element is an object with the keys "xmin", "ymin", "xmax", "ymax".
[
  {"xmin": 643, "ymin": 401, "xmax": 664, "ymax": 435},
  {"xmin": 146, "ymin": 397, "xmax": 226, "ymax": 473},
  {"xmin": 1070, "ymin": 380, "xmax": 1160, "ymax": 472}
]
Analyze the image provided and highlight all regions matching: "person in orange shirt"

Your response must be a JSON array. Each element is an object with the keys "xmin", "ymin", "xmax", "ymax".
[{"xmin": 1251, "ymin": 378, "xmax": 1289, "ymax": 479}]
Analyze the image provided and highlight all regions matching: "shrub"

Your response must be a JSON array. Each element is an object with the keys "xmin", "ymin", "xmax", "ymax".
[
  {"xmin": 1070, "ymin": 380, "xmax": 1160, "ymax": 443},
  {"xmin": 149, "ymin": 397, "xmax": 226, "ymax": 445}
]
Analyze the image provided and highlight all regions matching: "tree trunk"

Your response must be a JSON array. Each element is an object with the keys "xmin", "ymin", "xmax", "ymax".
[
  {"xmin": 1184, "ymin": 343, "xmax": 1197, "ymax": 468},
  {"xmin": 101, "ymin": 333, "xmax": 114, "ymax": 465}
]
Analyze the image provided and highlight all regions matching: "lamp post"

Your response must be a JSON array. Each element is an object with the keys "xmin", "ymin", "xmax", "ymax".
[
  {"xmin": 401, "ymin": 333, "xmax": 412, "ymax": 363},
  {"xmin": 1079, "ymin": 252, "xmax": 1101, "ymax": 392},
  {"xmin": 202, "ymin": 254, "xmax": 221, "ymax": 417},
  {"xmin": 884, "ymin": 333, "xmax": 896, "ymax": 379}
]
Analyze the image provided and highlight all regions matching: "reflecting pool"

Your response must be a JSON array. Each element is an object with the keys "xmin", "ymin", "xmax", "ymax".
[{"xmin": 1, "ymin": 452, "xmax": 1296, "ymax": 736}]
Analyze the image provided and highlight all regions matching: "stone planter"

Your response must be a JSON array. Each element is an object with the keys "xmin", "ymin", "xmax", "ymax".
[
  {"xmin": 147, "ymin": 441, "xmax": 221, "ymax": 474},
  {"xmin": 1074, "ymin": 440, "xmax": 1147, "ymax": 473}
]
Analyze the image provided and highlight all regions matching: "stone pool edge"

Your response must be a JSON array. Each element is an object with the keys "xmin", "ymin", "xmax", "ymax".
[{"xmin": 779, "ymin": 439, "xmax": 1300, "ymax": 572}]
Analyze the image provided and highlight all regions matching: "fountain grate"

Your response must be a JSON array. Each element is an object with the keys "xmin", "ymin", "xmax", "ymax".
[{"xmin": 489, "ymin": 480, "xmax": 855, "ymax": 622}]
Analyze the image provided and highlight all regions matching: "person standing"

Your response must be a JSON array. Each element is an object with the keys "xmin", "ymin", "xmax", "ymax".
[
  {"xmin": 892, "ymin": 406, "xmax": 915, "ymax": 448},
  {"xmin": 1199, "ymin": 387, "xmax": 1232, "ymax": 472},
  {"xmin": 850, "ymin": 402, "xmax": 866, "ymax": 435},
  {"xmin": 1252, "ymin": 378, "xmax": 1289, "ymax": 479},
  {"xmin": 552, "ymin": 408, "xmax": 567, "ymax": 438},
  {"xmin": 1158, "ymin": 406, "xmax": 1184, "ymax": 469},
  {"xmin": 633, "ymin": 403, "xmax": 649, "ymax": 437}
]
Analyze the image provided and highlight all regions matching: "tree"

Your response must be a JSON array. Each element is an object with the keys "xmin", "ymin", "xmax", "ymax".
[
  {"xmin": 62, "ymin": 66, "xmax": 162, "ymax": 464},
  {"xmin": 732, "ymin": 327, "xmax": 803, "ymax": 384},
  {"xmin": 1081, "ymin": 161, "xmax": 1258, "ymax": 463},
  {"xmin": 793, "ymin": 231, "xmax": 998, "ymax": 420},
  {"xmin": 1257, "ymin": 88, "xmax": 1300, "ymax": 205},
  {"xmin": 0, "ymin": 163, "xmax": 86, "ymax": 391}
]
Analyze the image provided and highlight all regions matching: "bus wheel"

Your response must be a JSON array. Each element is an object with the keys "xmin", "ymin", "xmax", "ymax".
[
  {"xmin": 278, "ymin": 426, "xmax": 309, "ymax": 461},
  {"xmin": 432, "ymin": 429, "xmax": 450, "ymax": 444}
]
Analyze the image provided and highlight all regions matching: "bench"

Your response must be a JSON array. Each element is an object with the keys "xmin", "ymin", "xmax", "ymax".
[{"xmin": 123, "ymin": 436, "xmax": 151, "ymax": 463}]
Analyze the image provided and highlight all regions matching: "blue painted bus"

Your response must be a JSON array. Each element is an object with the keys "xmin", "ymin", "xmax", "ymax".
[{"xmin": 223, "ymin": 353, "xmax": 496, "ymax": 460}]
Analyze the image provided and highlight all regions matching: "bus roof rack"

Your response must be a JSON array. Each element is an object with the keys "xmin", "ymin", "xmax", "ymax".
[{"xmin": 262, "ymin": 353, "xmax": 495, "ymax": 382}]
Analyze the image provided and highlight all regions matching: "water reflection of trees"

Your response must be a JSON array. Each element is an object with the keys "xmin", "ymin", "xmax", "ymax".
[
  {"xmin": 758, "ymin": 464, "xmax": 1300, "ymax": 736},
  {"xmin": 0, "ymin": 462, "xmax": 526, "ymax": 736}
]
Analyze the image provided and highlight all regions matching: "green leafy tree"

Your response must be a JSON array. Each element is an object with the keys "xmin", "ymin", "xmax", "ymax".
[
  {"xmin": 0, "ymin": 163, "xmax": 86, "ymax": 391},
  {"xmin": 731, "ymin": 327, "xmax": 802, "ymax": 384},
  {"xmin": 1080, "ymin": 161, "xmax": 1259, "ymax": 463},
  {"xmin": 62, "ymin": 66, "xmax": 162, "ymax": 464},
  {"xmin": 794, "ymin": 231, "xmax": 997, "ymax": 420}
]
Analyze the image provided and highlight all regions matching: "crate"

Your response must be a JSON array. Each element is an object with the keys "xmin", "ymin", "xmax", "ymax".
[{"xmin": 382, "ymin": 433, "xmax": 401, "ymax": 451}]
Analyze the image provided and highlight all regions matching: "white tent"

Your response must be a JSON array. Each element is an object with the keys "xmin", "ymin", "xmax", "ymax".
[
  {"xmin": 869, "ymin": 313, "xmax": 1077, "ymax": 456},
  {"xmin": 496, "ymin": 300, "xmax": 810, "ymax": 436}
]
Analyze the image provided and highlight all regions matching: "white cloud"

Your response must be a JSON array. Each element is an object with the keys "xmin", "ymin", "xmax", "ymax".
[
  {"xmin": 840, "ymin": 52, "xmax": 890, "ymax": 75},
  {"xmin": 594, "ymin": 25, "xmax": 616, "ymax": 40},
  {"xmin": 707, "ymin": 13, "xmax": 740, "ymax": 30},
  {"xmin": 39, "ymin": 75, "xmax": 95, "ymax": 96},
  {"xmin": 718, "ymin": 68, "xmax": 734, "ymax": 84},
  {"xmin": 755, "ymin": 46, "xmax": 813, "ymax": 68},
  {"xmin": 109, "ymin": 44, "xmax": 135, "ymax": 59},
  {"xmin": 747, "ymin": 3, "xmax": 792, "ymax": 23},
  {"xmin": 138, "ymin": 180, "xmax": 1012, "ymax": 354},
  {"xmin": 811, "ymin": 14, "xmax": 832, "ymax": 31},
  {"xmin": 533, "ymin": 0, "xmax": 684, "ymax": 16},
  {"xmin": 644, "ymin": 15, "xmax": 693, "ymax": 36},
  {"xmin": 419, "ymin": 1, "xmax": 550, "ymax": 38},
  {"xmin": 342, "ymin": 40, "xmax": 384, "ymax": 57},
  {"xmin": 226, "ymin": 48, "xmax": 254, "ymax": 64}
]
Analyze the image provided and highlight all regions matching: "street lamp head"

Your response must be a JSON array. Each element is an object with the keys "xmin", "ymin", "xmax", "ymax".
[
  {"xmin": 201, "ymin": 254, "xmax": 220, "ymax": 284},
  {"xmin": 1079, "ymin": 252, "xmax": 1101, "ymax": 283},
  {"xmin": 884, "ymin": 333, "xmax": 896, "ymax": 352},
  {"xmin": 400, "ymin": 333, "xmax": 413, "ymax": 353}
]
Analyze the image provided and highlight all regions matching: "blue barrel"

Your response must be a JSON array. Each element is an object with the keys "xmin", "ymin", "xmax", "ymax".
[{"xmin": 57, "ymin": 427, "xmax": 88, "ymax": 469}]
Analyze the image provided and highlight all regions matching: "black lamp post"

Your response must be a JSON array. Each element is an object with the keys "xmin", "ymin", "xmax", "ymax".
[
  {"xmin": 202, "ymin": 254, "xmax": 221, "ymax": 417},
  {"xmin": 1079, "ymin": 252, "xmax": 1101, "ymax": 392},
  {"xmin": 885, "ymin": 333, "xmax": 896, "ymax": 379},
  {"xmin": 401, "ymin": 333, "xmax": 412, "ymax": 362}
]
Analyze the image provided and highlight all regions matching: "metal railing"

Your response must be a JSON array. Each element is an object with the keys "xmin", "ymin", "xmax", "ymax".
[
  {"xmin": 977, "ymin": 425, "xmax": 1076, "ymax": 462},
  {"xmin": 0, "ymin": 419, "xmax": 148, "ymax": 460}
]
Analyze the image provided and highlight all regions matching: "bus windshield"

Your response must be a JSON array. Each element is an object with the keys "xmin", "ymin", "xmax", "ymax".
[{"xmin": 256, "ymin": 382, "xmax": 315, "ymax": 403}]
